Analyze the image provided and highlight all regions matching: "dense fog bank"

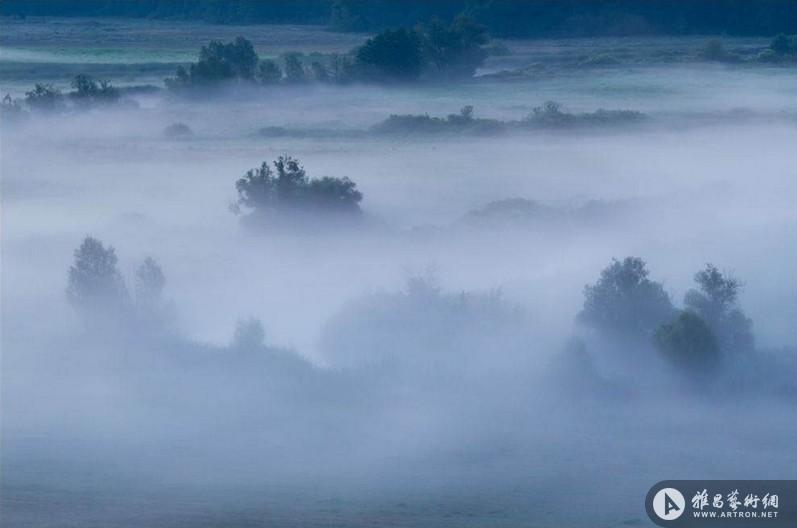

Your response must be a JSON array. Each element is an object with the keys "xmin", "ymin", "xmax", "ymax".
[{"xmin": 2, "ymin": 21, "xmax": 796, "ymax": 528}]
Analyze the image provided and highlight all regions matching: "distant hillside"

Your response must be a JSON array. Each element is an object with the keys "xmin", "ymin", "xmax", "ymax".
[{"xmin": 3, "ymin": 0, "xmax": 797, "ymax": 37}]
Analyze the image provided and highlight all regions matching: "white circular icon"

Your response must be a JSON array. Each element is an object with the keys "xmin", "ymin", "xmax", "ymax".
[{"xmin": 653, "ymin": 488, "xmax": 685, "ymax": 520}]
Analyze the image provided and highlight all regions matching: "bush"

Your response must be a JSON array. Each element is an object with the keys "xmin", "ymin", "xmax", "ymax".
[
  {"xmin": 234, "ymin": 156, "xmax": 363, "ymax": 220},
  {"xmin": 524, "ymin": 101, "xmax": 645, "ymax": 128},
  {"xmin": 579, "ymin": 257, "xmax": 675, "ymax": 341},
  {"xmin": 24, "ymin": 83, "xmax": 65, "ymax": 112},
  {"xmin": 654, "ymin": 311, "xmax": 720, "ymax": 372}
]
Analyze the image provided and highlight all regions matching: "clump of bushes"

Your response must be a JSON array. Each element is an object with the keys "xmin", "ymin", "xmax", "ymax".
[
  {"xmin": 523, "ymin": 101, "xmax": 646, "ymax": 128},
  {"xmin": 13, "ymin": 75, "xmax": 125, "ymax": 114},
  {"xmin": 233, "ymin": 156, "xmax": 363, "ymax": 224},
  {"xmin": 372, "ymin": 105, "xmax": 503, "ymax": 135}
]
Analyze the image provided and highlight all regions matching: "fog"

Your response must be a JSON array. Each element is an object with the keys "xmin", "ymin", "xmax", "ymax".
[{"xmin": 2, "ymin": 18, "xmax": 796, "ymax": 527}]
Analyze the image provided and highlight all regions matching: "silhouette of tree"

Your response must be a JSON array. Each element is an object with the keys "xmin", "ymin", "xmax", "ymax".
[{"xmin": 579, "ymin": 257, "xmax": 674, "ymax": 341}]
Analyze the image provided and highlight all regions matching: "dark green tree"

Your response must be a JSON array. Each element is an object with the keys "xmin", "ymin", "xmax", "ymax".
[
  {"xmin": 355, "ymin": 28, "xmax": 423, "ymax": 81},
  {"xmin": 417, "ymin": 15, "xmax": 489, "ymax": 78}
]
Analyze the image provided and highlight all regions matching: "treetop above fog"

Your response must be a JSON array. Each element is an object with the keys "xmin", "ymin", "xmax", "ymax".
[{"xmin": 233, "ymin": 156, "xmax": 363, "ymax": 225}]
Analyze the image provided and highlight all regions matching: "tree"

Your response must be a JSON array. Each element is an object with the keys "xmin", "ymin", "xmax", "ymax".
[
  {"xmin": 67, "ymin": 237, "xmax": 129, "ymax": 318},
  {"xmin": 684, "ymin": 264, "xmax": 753, "ymax": 355},
  {"xmin": 234, "ymin": 156, "xmax": 363, "ymax": 220},
  {"xmin": 24, "ymin": 83, "xmax": 65, "ymax": 112},
  {"xmin": 70, "ymin": 74, "xmax": 120, "ymax": 104},
  {"xmin": 770, "ymin": 33, "xmax": 795, "ymax": 55},
  {"xmin": 135, "ymin": 257, "xmax": 165, "ymax": 307},
  {"xmin": 257, "ymin": 59, "xmax": 282, "ymax": 84},
  {"xmin": 282, "ymin": 53, "xmax": 307, "ymax": 83},
  {"xmin": 355, "ymin": 28, "xmax": 423, "ymax": 81},
  {"xmin": 167, "ymin": 37, "xmax": 259, "ymax": 87},
  {"xmin": 579, "ymin": 257, "xmax": 674, "ymax": 341},
  {"xmin": 654, "ymin": 311, "xmax": 720, "ymax": 373},
  {"xmin": 417, "ymin": 15, "xmax": 489, "ymax": 78}
]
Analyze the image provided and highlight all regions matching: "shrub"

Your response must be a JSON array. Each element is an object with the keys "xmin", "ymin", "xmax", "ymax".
[{"xmin": 24, "ymin": 83, "xmax": 65, "ymax": 112}]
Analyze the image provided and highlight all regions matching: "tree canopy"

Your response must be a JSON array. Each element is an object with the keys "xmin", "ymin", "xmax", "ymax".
[
  {"xmin": 578, "ymin": 257, "xmax": 674, "ymax": 341},
  {"xmin": 234, "ymin": 157, "xmax": 363, "ymax": 221}
]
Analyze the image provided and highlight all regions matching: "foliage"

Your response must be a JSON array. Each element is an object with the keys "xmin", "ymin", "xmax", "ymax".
[
  {"xmin": 234, "ymin": 156, "xmax": 363, "ymax": 219},
  {"xmin": 355, "ymin": 28, "xmax": 424, "ymax": 82},
  {"xmin": 579, "ymin": 257, "xmax": 675, "ymax": 341},
  {"xmin": 70, "ymin": 74, "xmax": 121, "ymax": 104},
  {"xmin": 416, "ymin": 16, "xmax": 489, "ymax": 78},
  {"xmin": 353, "ymin": 17, "xmax": 489, "ymax": 82},
  {"xmin": 684, "ymin": 264, "xmax": 754, "ymax": 355},
  {"xmin": 167, "ymin": 36, "xmax": 259, "ymax": 88},
  {"xmin": 135, "ymin": 257, "xmax": 165, "ymax": 307},
  {"xmin": 320, "ymin": 275, "xmax": 529, "ymax": 373},
  {"xmin": 24, "ymin": 83, "xmax": 65, "ymax": 112},
  {"xmin": 1, "ymin": 94, "xmax": 26, "ymax": 121},
  {"xmin": 257, "ymin": 59, "xmax": 283, "ymax": 84},
  {"xmin": 67, "ymin": 237, "xmax": 129, "ymax": 316},
  {"xmin": 654, "ymin": 310, "xmax": 720, "ymax": 372},
  {"xmin": 5, "ymin": 1, "xmax": 797, "ymax": 37},
  {"xmin": 282, "ymin": 53, "xmax": 307, "ymax": 83},
  {"xmin": 700, "ymin": 39, "xmax": 733, "ymax": 62},
  {"xmin": 523, "ymin": 101, "xmax": 646, "ymax": 128},
  {"xmin": 769, "ymin": 33, "xmax": 797, "ymax": 54},
  {"xmin": 373, "ymin": 105, "xmax": 502, "ymax": 135}
]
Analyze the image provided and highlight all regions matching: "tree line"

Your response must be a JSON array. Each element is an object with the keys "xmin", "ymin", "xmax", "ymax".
[{"xmin": 4, "ymin": 0, "xmax": 797, "ymax": 37}]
